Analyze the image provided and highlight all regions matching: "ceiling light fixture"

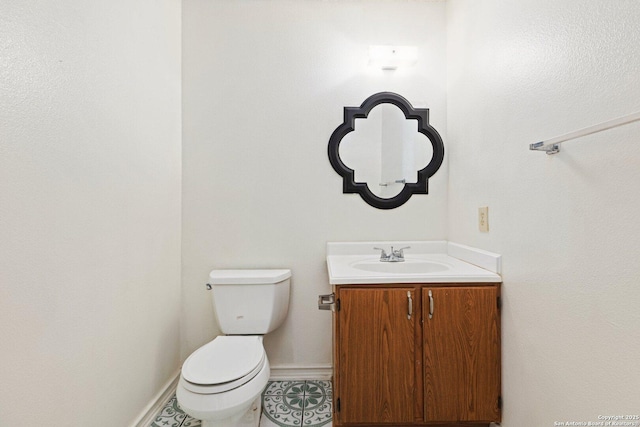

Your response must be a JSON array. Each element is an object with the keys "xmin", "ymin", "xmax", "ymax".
[{"xmin": 368, "ymin": 45, "xmax": 418, "ymax": 70}]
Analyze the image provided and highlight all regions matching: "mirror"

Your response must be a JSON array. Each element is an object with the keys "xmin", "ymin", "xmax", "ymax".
[
  {"xmin": 339, "ymin": 104, "xmax": 433, "ymax": 199},
  {"xmin": 328, "ymin": 92, "xmax": 445, "ymax": 209}
]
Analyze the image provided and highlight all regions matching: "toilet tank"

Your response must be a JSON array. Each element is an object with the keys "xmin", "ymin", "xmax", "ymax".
[{"xmin": 208, "ymin": 269, "xmax": 291, "ymax": 335}]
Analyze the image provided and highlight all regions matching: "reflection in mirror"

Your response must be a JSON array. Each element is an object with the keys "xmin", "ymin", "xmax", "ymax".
[
  {"xmin": 339, "ymin": 104, "xmax": 433, "ymax": 198},
  {"xmin": 327, "ymin": 92, "xmax": 445, "ymax": 209}
]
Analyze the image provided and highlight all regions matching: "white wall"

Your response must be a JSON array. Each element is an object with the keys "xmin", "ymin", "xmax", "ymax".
[
  {"xmin": 182, "ymin": 0, "xmax": 448, "ymax": 367},
  {"xmin": 0, "ymin": 1, "xmax": 182, "ymax": 425},
  {"xmin": 447, "ymin": 0, "xmax": 640, "ymax": 425}
]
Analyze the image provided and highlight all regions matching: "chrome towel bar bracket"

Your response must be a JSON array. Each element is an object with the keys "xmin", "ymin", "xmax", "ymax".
[{"xmin": 529, "ymin": 141, "xmax": 560, "ymax": 155}]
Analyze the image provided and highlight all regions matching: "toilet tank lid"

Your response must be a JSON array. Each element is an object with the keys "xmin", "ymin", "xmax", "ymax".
[{"xmin": 209, "ymin": 269, "xmax": 291, "ymax": 285}]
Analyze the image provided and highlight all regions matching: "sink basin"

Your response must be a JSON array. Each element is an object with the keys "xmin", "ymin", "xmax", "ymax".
[
  {"xmin": 350, "ymin": 259, "xmax": 451, "ymax": 274},
  {"xmin": 326, "ymin": 241, "xmax": 502, "ymax": 284}
]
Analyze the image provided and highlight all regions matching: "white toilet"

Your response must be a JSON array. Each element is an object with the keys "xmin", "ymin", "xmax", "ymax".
[{"xmin": 177, "ymin": 269, "xmax": 291, "ymax": 427}]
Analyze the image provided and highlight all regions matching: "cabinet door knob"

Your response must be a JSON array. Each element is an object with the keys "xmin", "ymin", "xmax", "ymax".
[
  {"xmin": 407, "ymin": 291, "xmax": 413, "ymax": 319},
  {"xmin": 428, "ymin": 289, "xmax": 434, "ymax": 319}
]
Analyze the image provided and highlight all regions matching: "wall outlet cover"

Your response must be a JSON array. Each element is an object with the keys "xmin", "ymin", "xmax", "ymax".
[{"xmin": 479, "ymin": 206, "xmax": 489, "ymax": 232}]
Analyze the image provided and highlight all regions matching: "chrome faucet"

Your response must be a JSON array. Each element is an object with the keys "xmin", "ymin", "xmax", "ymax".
[{"xmin": 373, "ymin": 246, "xmax": 410, "ymax": 262}]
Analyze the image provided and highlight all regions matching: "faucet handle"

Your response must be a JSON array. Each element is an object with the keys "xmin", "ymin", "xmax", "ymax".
[
  {"xmin": 373, "ymin": 247, "xmax": 389, "ymax": 260},
  {"xmin": 393, "ymin": 246, "xmax": 411, "ymax": 257}
]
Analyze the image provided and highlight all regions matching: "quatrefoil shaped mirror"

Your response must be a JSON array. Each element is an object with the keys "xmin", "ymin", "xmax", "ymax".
[{"xmin": 328, "ymin": 92, "xmax": 445, "ymax": 209}]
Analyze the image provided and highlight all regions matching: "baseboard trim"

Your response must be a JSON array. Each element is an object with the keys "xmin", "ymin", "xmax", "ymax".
[
  {"xmin": 130, "ymin": 369, "xmax": 181, "ymax": 427},
  {"xmin": 269, "ymin": 364, "xmax": 333, "ymax": 381}
]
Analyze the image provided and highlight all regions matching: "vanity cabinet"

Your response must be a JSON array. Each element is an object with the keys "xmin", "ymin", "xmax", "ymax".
[{"xmin": 333, "ymin": 284, "xmax": 501, "ymax": 427}]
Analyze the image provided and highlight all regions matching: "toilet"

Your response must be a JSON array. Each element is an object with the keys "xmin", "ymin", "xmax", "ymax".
[{"xmin": 177, "ymin": 269, "xmax": 291, "ymax": 427}]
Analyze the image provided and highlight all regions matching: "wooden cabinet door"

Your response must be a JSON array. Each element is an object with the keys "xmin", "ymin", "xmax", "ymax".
[
  {"xmin": 423, "ymin": 286, "xmax": 501, "ymax": 423},
  {"xmin": 336, "ymin": 287, "xmax": 417, "ymax": 424}
]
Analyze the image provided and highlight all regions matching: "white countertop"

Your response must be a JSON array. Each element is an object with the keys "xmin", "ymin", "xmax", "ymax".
[{"xmin": 326, "ymin": 241, "xmax": 502, "ymax": 285}]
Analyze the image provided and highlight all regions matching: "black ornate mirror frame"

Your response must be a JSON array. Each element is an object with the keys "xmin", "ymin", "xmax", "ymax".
[{"xmin": 327, "ymin": 92, "xmax": 445, "ymax": 209}]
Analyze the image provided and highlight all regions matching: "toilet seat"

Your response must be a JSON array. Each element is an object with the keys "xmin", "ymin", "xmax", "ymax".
[{"xmin": 181, "ymin": 335, "xmax": 265, "ymax": 394}]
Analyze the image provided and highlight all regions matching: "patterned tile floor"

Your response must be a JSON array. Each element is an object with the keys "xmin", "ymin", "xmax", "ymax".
[
  {"xmin": 150, "ymin": 380, "xmax": 332, "ymax": 427},
  {"xmin": 262, "ymin": 380, "xmax": 332, "ymax": 427}
]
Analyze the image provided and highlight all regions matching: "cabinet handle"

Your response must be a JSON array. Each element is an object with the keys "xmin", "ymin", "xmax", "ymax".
[
  {"xmin": 407, "ymin": 291, "xmax": 413, "ymax": 320},
  {"xmin": 428, "ymin": 290, "xmax": 434, "ymax": 319}
]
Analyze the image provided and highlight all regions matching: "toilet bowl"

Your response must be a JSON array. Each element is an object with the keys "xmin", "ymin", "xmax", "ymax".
[
  {"xmin": 177, "ymin": 336, "xmax": 270, "ymax": 427},
  {"xmin": 176, "ymin": 269, "xmax": 291, "ymax": 427}
]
